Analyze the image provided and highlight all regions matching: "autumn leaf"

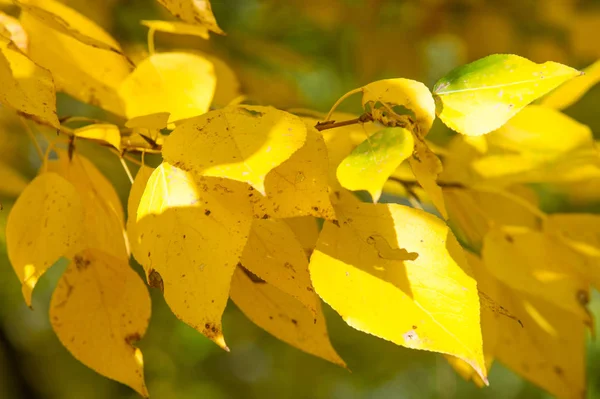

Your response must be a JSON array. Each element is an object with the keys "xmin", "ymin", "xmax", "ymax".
[
  {"xmin": 337, "ymin": 127, "xmax": 414, "ymax": 202},
  {"xmin": 309, "ymin": 192, "xmax": 486, "ymax": 381},
  {"xmin": 0, "ymin": 35, "xmax": 59, "ymax": 128},
  {"xmin": 284, "ymin": 216, "xmax": 320, "ymax": 258},
  {"xmin": 482, "ymin": 226, "xmax": 591, "ymax": 323},
  {"xmin": 134, "ymin": 162, "xmax": 254, "ymax": 348},
  {"xmin": 409, "ymin": 136, "xmax": 448, "ymax": 218},
  {"xmin": 46, "ymin": 150, "xmax": 129, "ymax": 261},
  {"xmin": 141, "ymin": 20, "xmax": 209, "ymax": 39},
  {"xmin": 155, "ymin": 0, "xmax": 224, "ymax": 34},
  {"xmin": 433, "ymin": 54, "xmax": 581, "ymax": 136},
  {"xmin": 50, "ymin": 249, "xmax": 151, "ymax": 397},
  {"xmin": 230, "ymin": 267, "xmax": 346, "ymax": 367},
  {"xmin": 162, "ymin": 105, "xmax": 307, "ymax": 195},
  {"xmin": 74, "ymin": 123, "xmax": 121, "ymax": 151},
  {"xmin": 6, "ymin": 172, "xmax": 84, "ymax": 306},
  {"xmin": 540, "ymin": 59, "xmax": 600, "ymax": 110},
  {"xmin": 0, "ymin": 11, "xmax": 28, "ymax": 51},
  {"xmin": 119, "ymin": 52, "xmax": 216, "ymax": 123},
  {"xmin": 240, "ymin": 219, "xmax": 318, "ymax": 314},
  {"xmin": 259, "ymin": 124, "xmax": 335, "ymax": 219},
  {"xmin": 20, "ymin": 0, "xmax": 131, "ymax": 115},
  {"xmin": 126, "ymin": 165, "xmax": 155, "ymax": 264}
]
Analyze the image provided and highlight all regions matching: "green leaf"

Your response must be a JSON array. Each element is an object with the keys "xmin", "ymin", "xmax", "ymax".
[
  {"xmin": 336, "ymin": 127, "xmax": 414, "ymax": 202},
  {"xmin": 433, "ymin": 54, "xmax": 581, "ymax": 136}
]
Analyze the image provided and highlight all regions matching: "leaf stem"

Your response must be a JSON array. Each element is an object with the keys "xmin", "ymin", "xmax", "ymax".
[
  {"xmin": 147, "ymin": 27, "xmax": 156, "ymax": 55},
  {"xmin": 314, "ymin": 113, "xmax": 373, "ymax": 131}
]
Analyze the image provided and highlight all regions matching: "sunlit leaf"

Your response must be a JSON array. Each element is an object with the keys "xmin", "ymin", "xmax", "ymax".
[
  {"xmin": 125, "ymin": 112, "xmax": 170, "ymax": 130},
  {"xmin": 433, "ymin": 54, "xmax": 581, "ymax": 136},
  {"xmin": 540, "ymin": 59, "xmax": 600, "ymax": 110},
  {"xmin": 74, "ymin": 123, "xmax": 121, "ymax": 151},
  {"xmin": 134, "ymin": 162, "xmax": 253, "ymax": 348},
  {"xmin": 409, "ymin": 136, "xmax": 448, "ymax": 218},
  {"xmin": 126, "ymin": 165, "xmax": 155, "ymax": 265},
  {"xmin": 230, "ymin": 267, "xmax": 346, "ymax": 367},
  {"xmin": 259, "ymin": 124, "xmax": 334, "ymax": 219},
  {"xmin": 0, "ymin": 11, "xmax": 27, "ymax": 51},
  {"xmin": 361, "ymin": 78, "xmax": 436, "ymax": 134},
  {"xmin": 0, "ymin": 36, "xmax": 59, "ymax": 128},
  {"xmin": 119, "ymin": 52, "xmax": 215, "ymax": 123},
  {"xmin": 50, "ymin": 249, "xmax": 151, "ymax": 397},
  {"xmin": 163, "ymin": 105, "xmax": 307, "ymax": 195},
  {"xmin": 141, "ymin": 20, "xmax": 208, "ymax": 39},
  {"xmin": 155, "ymin": 0, "xmax": 224, "ymax": 34},
  {"xmin": 337, "ymin": 127, "xmax": 413, "ymax": 202},
  {"xmin": 240, "ymin": 219, "xmax": 318, "ymax": 314},
  {"xmin": 47, "ymin": 150, "xmax": 128, "ymax": 260},
  {"xmin": 20, "ymin": 0, "xmax": 131, "ymax": 115},
  {"xmin": 309, "ymin": 192, "xmax": 486, "ymax": 381},
  {"xmin": 6, "ymin": 173, "xmax": 84, "ymax": 306}
]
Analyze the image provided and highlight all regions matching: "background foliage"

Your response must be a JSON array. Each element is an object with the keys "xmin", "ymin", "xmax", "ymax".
[{"xmin": 1, "ymin": 0, "xmax": 600, "ymax": 398}]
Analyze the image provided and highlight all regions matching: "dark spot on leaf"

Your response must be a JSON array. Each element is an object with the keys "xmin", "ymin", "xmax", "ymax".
[
  {"xmin": 505, "ymin": 234, "xmax": 514, "ymax": 243},
  {"xmin": 291, "ymin": 319, "xmax": 298, "ymax": 325},
  {"xmin": 204, "ymin": 209, "xmax": 211, "ymax": 216},
  {"xmin": 148, "ymin": 269, "xmax": 164, "ymax": 293},
  {"xmin": 332, "ymin": 220, "xmax": 340, "ymax": 227},
  {"xmin": 125, "ymin": 332, "xmax": 141, "ymax": 345},
  {"xmin": 554, "ymin": 366, "xmax": 564, "ymax": 376},
  {"xmin": 261, "ymin": 214, "xmax": 270, "ymax": 219},
  {"xmin": 74, "ymin": 255, "xmax": 91, "ymax": 270},
  {"xmin": 412, "ymin": 325, "xmax": 417, "ymax": 329}
]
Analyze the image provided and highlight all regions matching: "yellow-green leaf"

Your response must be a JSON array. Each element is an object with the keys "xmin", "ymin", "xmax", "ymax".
[
  {"xmin": 309, "ymin": 192, "xmax": 486, "ymax": 381},
  {"xmin": 0, "ymin": 36, "xmax": 59, "ymax": 128},
  {"xmin": 482, "ymin": 226, "xmax": 590, "ymax": 322},
  {"xmin": 50, "ymin": 249, "xmax": 151, "ymax": 397},
  {"xmin": 259, "ymin": 124, "xmax": 334, "ymax": 219},
  {"xmin": 337, "ymin": 127, "xmax": 413, "ymax": 202},
  {"xmin": 47, "ymin": 150, "xmax": 128, "ymax": 260},
  {"xmin": 134, "ymin": 162, "xmax": 253, "ymax": 348},
  {"xmin": 6, "ymin": 172, "xmax": 84, "ymax": 306},
  {"xmin": 240, "ymin": 219, "xmax": 318, "ymax": 314},
  {"xmin": 20, "ymin": 0, "xmax": 131, "ymax": 115},
  {"xmin": 361, "ymin": 78, "xmax": 436, "ymax": 135},
  {"xmin": 141, "ymin": 20, "xmax": 209, "ymax": 39},
  {"xmin": 230, "ymin": 267, "xmax": 345, "ymax": 367},
  {"xmin": 119, "ymin": 52, "xmax": 215, "ymax": 123},
  {"xmin": 540, "ymin": 59, "xmax": 600, "ymax": 110},
  {"xmin": 163, "ymin": 105, "xmax": 307, "ymax": 195},
  {"xmin": 74, "ymin": 123, "xmax": 121, "ymax": 151},
  {"xmin": 155, "ymin": 0, "xmax": 224, "ymax": 34},
  {"xmin": 433, "ymin": 54, "xmax": 581, "ymax": 136}
]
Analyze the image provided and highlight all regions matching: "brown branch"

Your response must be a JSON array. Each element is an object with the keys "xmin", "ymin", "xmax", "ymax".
[
  {"xmin": 314, "ymin": 113, "xmax": 373, "ymax": 131},
  {"xmin": 387, "ymin": 176, "xmax": 466, "ymax": 190}
]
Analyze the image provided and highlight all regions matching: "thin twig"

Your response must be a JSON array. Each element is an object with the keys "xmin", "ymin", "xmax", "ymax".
[
  {"xmin": 118, "ymin": 154, "xmax": 134, "ymax": 184},
  {"xmin": 314, "ymin": 113, "xmax": 373, "ymax": 131}
]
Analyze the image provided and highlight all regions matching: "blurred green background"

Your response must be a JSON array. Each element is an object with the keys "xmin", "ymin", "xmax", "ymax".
[{"xmin": 1, "ymin": 0, "xmax": 600, "ymax": 398}]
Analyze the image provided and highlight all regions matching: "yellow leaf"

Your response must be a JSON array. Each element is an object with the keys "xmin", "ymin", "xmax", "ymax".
[
  {"xmin": 6, "ymin": 173, "xmax": 84, "ymax": 306},
  {"xmin": 337, "ymin": 127, "xmax": 414, "ymax": 202},
  {"xmin": 141, "ymin": 20, "xmax": 208, "ymax": 39},
  {"xmin": 485, "ymin": 105, "xmax": 593, "ymax": 156},
  {"xmin": 47, "ymin": 150, "xmax": 128, "ymax": 260},
  {"xmin": 361, "ymin": 78, "xmax": 436, "ymax": 135},
  {"xmin": 15, "ymin": 0, "xmax": 127, "ymax": 56},
  {"xmin": 201, "ymin": 52, "xmax": 241, "ymax": 108},
  {"xmin": 309, "ymin": 192, "xmax": 486, "ymax": 381},
  {"xmin": 50, "ymin": 249, "xmax": 150, "ymax": 397},
  {"xmin": 155, "ymin": 0, "xmax": 224, "ymax": 34},
  {"xmin": 74, "ymin": 123, "xmax": 121, "ymax": 151},
  {"xmin": 0, "ymin": 11, "xmax": 27, "ymax": 51},
  {"xmin": 134, "ymin": 162, "xmax": 253, "ymax": 347},
  {"xmin": 20, "ymin": 0, "xmax": 131, "ymax": 115},
  {"xmin": 163, "ymin": 105, "xmax": 307, "ymax": 195},
  {"xmin": 544, "ymin": 214, "xmax": 600, "ymax": 290},
  {"xmin": 119, "ymin": 52, "xmax": 215, "ymax": 123},
  {"xmin": 240, "ymin": 219, "xmax": 318, "ymax": 314},
  {"xmin": 409, "ymin": 136, "xmax": 447, "ymax": 218},
  {"xmin": 540, "ymin": 59, "xmax": 600, "ymax": 110},
  {"xmin": 230, "ymin": 267, "xmax": 345, "ymax": 367},
  {"xmin": 259, "ymin": 124, "xmax": 334, "ymax": 219},
  {"xmin": 126, "ymin": 165, "xmax": 155, "ymax": 265},
  {"xmin": 284, "ymin": 216, "xmax": 320, "ymax": 258},
  {"xmin": 433, "ymin": 54, "xmax": 581, "ymax": 136},
  {"xmin": 0, "ymin": 36, "xmax": 59, "ymax": 128},
  {"xmin": 125, "ymin": 112, "xmax": 170, "ymax": 130},
  {"xmin": 482, "ymin": 226, "xmax": 591, "ymax": 322}
]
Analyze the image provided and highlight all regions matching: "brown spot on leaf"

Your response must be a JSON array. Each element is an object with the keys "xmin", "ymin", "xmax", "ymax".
[
  {"xmin": 204, "ymin": 209, "xmax": 211, "ymax": 216},
  {"xmin": 291, "ymin": 319, "xmax": 298, "ymax": 325},
  {"xmin": 125, "ymin": 332, "xmax": 141, "ymax": 346},
  {"xmin": 148, "ymin": 269, "xmax": 164, "ymax": 293},
  {"xmin": 74, "ymin": 255, "xmax": 91, "ymax": 270},
  {"xmin": 505, "ymin": 234, "xmax": 514, "ymax": 243}
]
